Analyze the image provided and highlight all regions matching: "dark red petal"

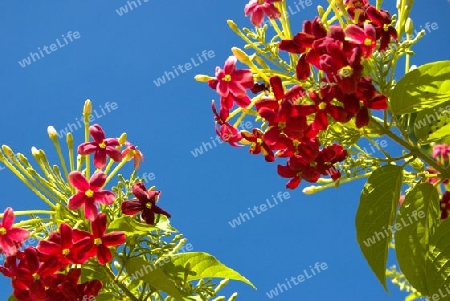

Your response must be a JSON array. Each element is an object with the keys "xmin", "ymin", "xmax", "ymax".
[
  {"xmin": 95, "ymin": 191, "xmax": 116, "ymax": 205},
  {"xmin": 142, "ymin": 209, "xmax": 155, "ymax": 225},
  {"xmin": 68, "ymin": 192, "xmax": 87, "ymax": 211},
  {"xmin": 91, "ymin": 214, "xmax": 107, "ymax": 238},
  {"xmin": 277, "ymin": 164, "xmax": 297, "ymax": 178},
  {"xmin": 101, "ymin": 232, "xmax": 126, "ymax": 247},
  {"xmin": 286, "ymin": 176, "xmax": 301, "ymax": 189},
  {"xmin": 121, "ymin": 200, "xmax": 144, "ymax": 215},
  {"xmin": 60, "ymin": 224, "xmax": 73, "ymax": 250},
  {"xmin": 96, "ymin": 244, "xmax": 112, "ymax": 264}
]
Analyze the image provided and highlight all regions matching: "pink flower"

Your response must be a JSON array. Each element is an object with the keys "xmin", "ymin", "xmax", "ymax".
[
  {"xmin": 432, "ymin": 144, "xmax": 450, "ymax": 162},
  {"xmin": 345, "ymin": 23, "xmax": 377, "ymax": 58},
  {"xmin": 68, "ymin": 171, "xmax": 116, "ymax": 221},
  {"xmin": 0, "ymin": 208, "xmax": 29, "ymax": 256},
  {"xmin": 78, "ymin": 124, "xmax": 122, "ymax": 169},
  {"xmin": 122, "ymin": 142, "xmax": 144, "ymax": 170},
  {"xmin": 212, "ymin": 56, "xmax": 254, "ymax": 98},
  {"xmin": 244, "ymin": 0, "xmax": 282, "ymax": 27}
]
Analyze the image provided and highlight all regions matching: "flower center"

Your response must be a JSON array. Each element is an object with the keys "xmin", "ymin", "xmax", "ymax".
[
  {"xmin": 359, "ymin": 100, "xmax": 365, "ymax": 108},
  {"xmin": 339, "ymin": 66, "xmax": 353, "ymax": 78},
  {"xmin": 223, "ymin": 74, "xmax": 232, "ymax": 82},
  {"xmin": 62, "ymin": 248, "xmax": 70, "ymax": 256},
  {"xmin": 99, "ymin": 141, "xmax": 106, "ymax": 149},
  {"xmin": 256, "ymin": 138, "xmax": 263, "ymax": 144},
  {"xmin": 278, "ymin": 122, "xmax": 286, "ymax": 130},
  {"xmin": 145, "ymin": 202, "xmax": 153, "ymax": 209},
  {"xmin": 85, "ymin": 189, "xmax": 94, "ymax": 198},
  {"xmin": 318, "ymin": 102, "xmax": 327, "ymax": 110},
  {"xmin": 94, "ymin": 238, "xmax": 102, "ymax": 245},
  {"xmin": 33, "ymin": 273, "xmax": 40, "ymax": 281},
  {"xmin": 364, "ymin": 38, "xmax": 373, "ymax": 46},
  {"xmin": 0, "ymin": 227, "xmax": 7, "ymax": 235},
  {"xmin": 383, "ymin": 24, "xmax": 390, "ymax": 31}
]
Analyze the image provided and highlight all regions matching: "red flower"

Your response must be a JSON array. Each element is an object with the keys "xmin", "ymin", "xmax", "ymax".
[
  {"xmin": 36, "ymin": 224, "xmax": 92, "ymax": 267},
  {"xmin": 277, "ymin": 144, "xmax": 347, "ymax": 189},
  {"xmin": 212, "ymin": 101, "xmax": 243, "ymax": 147},
  {"xmin": 241, "ymin": 128, "xmax": 275, "ymax": 162},
  {"xmin": 78, "ymin": 124, "xmax": 122, "ymax": 169},
  {"xmin": 345, "ymin": 23, "xmax": 377, "ymax": 58},
  {"xmin": 122, "ymin": 142, "xmax": 144, "ymax": 170},
  {"xmin": 279, "ymin": 17, "xmax": 327, "ymax": 54},
  {"xmin": 0, "ymin": 207, "xmax": 29, "ymax": 256},
  {"xmin": 367, "ymin": 6, "xmax": 397, "ymax": 52},
  {"xmin": 122, "ymin": 183, "xmax": 171, "ymax": 225},
  {"xmin": 45, "ymin": 268, "xmax": 102, "ymax": 300},
  {"xmin": 68, "ymin": 171, "xmax": 116, "ymax": 221},
  {"xmin": 73, "ymin": 214, "xmax": 126, "ymax": 265},
  {"xmin": 440, "ymin": 191, "xmax": 450, "ymax": 220},
  {"xmin": 3, "ymin": 247, "xmax": 57, "ymax": 300},
  {"xmin": 244, "ymin": 0, "xmax": 282, "ymax": 27},
  {"xmin": 212, "ymin": 56, "xmax": 254, "ymax": 98}
]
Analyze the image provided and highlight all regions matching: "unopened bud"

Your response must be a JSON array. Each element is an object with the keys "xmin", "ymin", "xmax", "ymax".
[
  {"xmin": 66, "ymin": 132, "xmax": 73, "ymax": 145},
  {"xmin": 2, "ymin": 145, "xmax": 14, "ymax": 158},
  {"xmin": 118, "ymin": 133, "xmax": 127, "ymax": 145},
  {"xmin": 302, "ymin": 186, "xmax": 320, "ymax": 195},
  {"xmin": 227, "ymin": 20, "xmax": 239, "ymax": 33},
  {"xmin": 83, "ymin": 99, "xmax": 92, "ymax": 115},
  {"xmin": 31, "ymin": 147, "xmax": 40, "ymax": 157},
  {"xmin": 194, "ymin": 74, "xmax": 213, "ymax": 82},
  {"xmin": 231, "ymin": 47, "xmax": 250, "ymax": 64},
  {"xmin": 405, "ymin": 18, "xmax": 414, "ymax": 36},
  {"xmin": 254, "ymin": 56, "xmax": 269, "ymax": 69},
  {"xmin": 47, "ymin": 126, "xmax": 58, "ymax": 139},
  {"xmin": 317, "ymin": 5, "xmax": 325, "ymax": 17}
]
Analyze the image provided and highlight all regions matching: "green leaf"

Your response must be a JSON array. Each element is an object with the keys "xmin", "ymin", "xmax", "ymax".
[
  {"xmin": 109, "ymin": 215, "xmax": 176, "ymax": 235},
  {"xmin": 395, "ymin": 183, "xmax": 440, "ymax": 295},
  {"xmin": 125, "ymin": 256, "xmax": 184, "ymax": 300},
  {"xmin": 426, "ymin": 219, "xmax": 450, "ymax": 299},
  {"xmin": 81, "ymin": 265, "xmax": 112, "ymax": 285},
  {"xmin": 162, "ymin": 252, "xmax": 256, "ymax": 289},
  {"xmin": 355, "ymin": 165, "xmax": 403, "ymax": 291},
  {"xmin": 8, "ymin": 296, "xmax": 17, "ymax": 301},
  {"xmin": 412, "ymin": 100, "xmax": 450, "ymax": 144},
  {"xmin": 390, "ymin": 61, "xmax": 450, "ymax": 115},
  {"xmin": 95, "ymin": 293, "xmax": 117, "ymax": 301}
]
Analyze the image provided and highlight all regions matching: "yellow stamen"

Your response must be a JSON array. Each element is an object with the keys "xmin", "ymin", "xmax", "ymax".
[
  {"xmin": 339, "ymin": 66, "xmax": 353, "ymax": 78},
  {"xmin": 223, "ymin": 74, "xmax": 232, "ymax": 82},
  {"xmin": 145, "ymin": 203, "xmax": 152, "ymax": 209},
  {"xmin": 0, "ymin": 227, "xmax": 7, "ymax": 235},
  {"xmin": 85, "ymin": 189, "xmax": 94, "ymax": 198},
  {"xmin": 364, "ymin": 38, "xmax": 373, "ymax": 46},
  {"xmin": 94, "ymin": 238, "xmax": 102, "ymax": 245},
  {"xmin": 99, "ymin": 141, "xmax": 106, "ymax": 149}
]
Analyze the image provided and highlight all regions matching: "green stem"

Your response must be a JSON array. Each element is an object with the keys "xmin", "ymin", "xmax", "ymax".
[
  {"xmin": 104, "ymin": 265, "xmax": 139, "ymax": 301},
  {"xmin": 371, "ymin": 117, "xmax": 450, "ymax": 179}
]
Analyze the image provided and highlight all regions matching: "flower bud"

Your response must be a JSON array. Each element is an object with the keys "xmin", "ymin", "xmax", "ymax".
[
  {"xmin": 227, "ymin": 20, "xmax": 239, "ymax": 33},
  {"xmin": 194, "ymin": 74, "xmax": 212, "ymax": 82},
  {"xmin": 405, "ymin": 18, "xmax": 414, "ymax": 36},
  {"xmin": 231, "ymin": 47, "xmax": 251, "ymax": 65},
  {"xmin": 118, "ymin": 133, "xmax": 127, "ymax": 145},
  {"xmin": 410, "ymin": 158, "xmax": 424, "ymax": 171},
  {"xmin": 302, "ymin": 186, "xmax": 320, "ymax": 194},
  {"xmin": 47, "ymin": 126, "xmax": 58, "ymax": 140},
  {"xmin": 317, "ymin": 5, "xmax": 325, "ymax": 17},
  {"xmin": 31, "ymin": 146, "xmax": 40, "ymax": 158},
  {"xmin": 254, "ymin": 56, "xmax": 269, "ymax": 69},
  {"xmin": 83, "ymin": 99, "xmax": 92, "ymax": 116},
  {"xmin": 66, "ymin": 132, "xmax": 73, "ymax": 145},
  {"xmin": 2, "ymin": 145, "xmax": 14, "ymax": 158}
]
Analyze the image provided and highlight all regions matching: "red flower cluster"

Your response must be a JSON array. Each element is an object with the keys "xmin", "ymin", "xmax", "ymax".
[
  {"xmin": 0, "ymin": 124, "xmax": 172, "ymax": 300},
  {"xmin": 206, "ymin": 3, "xmax": 396, "ymax": 189}
]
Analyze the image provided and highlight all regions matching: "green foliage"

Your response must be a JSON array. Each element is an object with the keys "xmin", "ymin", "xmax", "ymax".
[
  {"xmin": 390, "ymin": 61, "xmax": 450, "ymax": 115},
  {"xmin": 356, "ymin": 165, "xmax": 403, "ymax": 291},
  {"xmin": 395, "ymin": 183, "xmax": 440, "ymax": 295}
]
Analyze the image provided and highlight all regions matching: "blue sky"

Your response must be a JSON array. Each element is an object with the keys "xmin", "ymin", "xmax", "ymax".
[{"xmin": 0, "ymin": 0, "xmax": 449, "ymax": 300}]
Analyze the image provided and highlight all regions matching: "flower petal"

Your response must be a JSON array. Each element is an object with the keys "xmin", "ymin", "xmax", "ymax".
[
  {"xmin": 89, "ymin": 172, "xmax": 107, "ymax": 190},
  {"xmin": 2, "ymin": 207, "xmax": 15, "ymax": 229},
  {"xmin": 68, "ymin": 171, "xmax": 89, "ymax": 192},
  {"xmin": 84, "ymin": 201, "xmax": 99, "ymax": 222},
  {"xmin": 121, "ymin": 200, "xmax": 144, "ymax": 215},
  {"xmin": 68, "ymin": 192, "xmax": 86, "ymax": 210},
  {"xmin": 95, "ymin": 191, "xmax": 116, "ymax": 205},
  {"xmin": 89, "ymin": 124, "xmax": 106, "ymax": 143},
  {"xmin": 101, "ymin": 232, "xmax": 126, "ymax": 247},
  {"xmin": 91, "ymin": 214, "xmax": 107, "ymax": 238}
]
